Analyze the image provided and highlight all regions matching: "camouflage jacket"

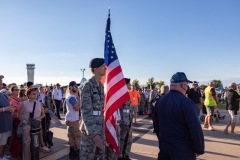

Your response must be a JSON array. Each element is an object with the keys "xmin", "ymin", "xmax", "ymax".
[
  {"xmin": 80, "ymin": 76, "xmax": 105, "ymax": 137},
  {"xmin": 119, "ymin": 99, "xmax": 132, "ymax": 126}
]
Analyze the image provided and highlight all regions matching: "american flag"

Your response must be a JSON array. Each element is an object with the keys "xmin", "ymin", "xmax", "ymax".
[{"xmin": 103, "ymin": 10, "xmax": 130, "ymax": 155}]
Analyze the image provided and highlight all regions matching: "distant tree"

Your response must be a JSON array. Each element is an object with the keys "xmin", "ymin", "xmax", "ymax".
[
  {"xmin": 146, "ymin": 77, "xmax": 155, "ymax": 89},
  {"xmin": 132, "ymin": 79, "xmax": 140, "ymax": 89},
  {"xmin": 212, "ymin": 80, "xmax": 223, "ymax": 88},
  {"xmin": 155, "ymin": 81, "xmax": 165, "ymax": 89}
]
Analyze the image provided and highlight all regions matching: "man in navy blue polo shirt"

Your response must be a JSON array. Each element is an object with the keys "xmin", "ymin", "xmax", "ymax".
[{"xmin": 154, "ymin": 72, "xmax": 204, "ymax": 160}]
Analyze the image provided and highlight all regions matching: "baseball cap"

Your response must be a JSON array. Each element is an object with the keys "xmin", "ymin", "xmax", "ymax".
[
  {"xmin": 193, "ymin": 81, "xmax": 199, "ymax": 84},
  {"xmin": 170, "ymin": 72, "xmax": 192, "ymax": 83},
  {"xmin": 89, "ymin": 58, "xmax": 105, "ymax": 68},
  {"xmin": 69, "ymin": 81, "xmax": 80, "ymax": 87},
  {"xmin": 124, "ymin": 78, "xmax": 131, "ymax": 84}
]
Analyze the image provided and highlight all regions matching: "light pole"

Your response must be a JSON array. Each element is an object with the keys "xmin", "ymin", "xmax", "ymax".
[{"xmin": 80, "ymin": 68, "xmax": 85, "ymax": 79}]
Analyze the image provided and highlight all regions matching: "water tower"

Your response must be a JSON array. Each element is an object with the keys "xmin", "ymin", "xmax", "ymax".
[{"xmin": 26, "ymin": 63, "xmax": 35, "ymax": 83}]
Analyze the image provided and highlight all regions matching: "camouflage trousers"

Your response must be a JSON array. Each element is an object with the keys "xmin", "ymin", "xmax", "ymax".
[
  {"xmin": 139, "ymin": 103, "xmax": 145, "ymax": 112},
  {"xmin": 106, "ymin": 124, "xmax": 121, "ymax": 160},
  {"xmin": 120, "ymin": 124, "xmax": 132, "ymax": 157},
  {"xmin": 80, "ymin": 131, "xmax": 105, "ymax": 160}
]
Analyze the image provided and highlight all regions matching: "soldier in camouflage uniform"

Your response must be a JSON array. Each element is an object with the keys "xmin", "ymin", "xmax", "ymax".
[
  {"xmin": 119, "ymin": 78, "xmax": 133, "ymax": 160},
  {"xmin": 139, "ymin": 88, "xmax": 146, "ymax": 115},
  {"xmin": 149, "ymin": 85, "xmax": 160, "ymax": 133},
  {"xmin": 149, "ymin": 85, "xmax": 160, "ymax": 118},
  {"xmin": 80, "ymin": 58, "xmax": 106, "ymax": 160}
]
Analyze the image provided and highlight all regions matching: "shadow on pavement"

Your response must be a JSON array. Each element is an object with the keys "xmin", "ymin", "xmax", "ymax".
[
  {"xmin": 204, "ymin": 150, "xmax": 240, "ymax": 159},
  {"xmin": 205, "ymin": 138, "xmax": 240, "ymax": 146},
  {"xmin": 131, "ymin": 152, "xmax": 156, "ymax": 160}
]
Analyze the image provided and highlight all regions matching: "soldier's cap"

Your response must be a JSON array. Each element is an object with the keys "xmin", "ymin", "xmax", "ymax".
[
  {"xmin": 124, "ymin": 78, "xmax": 131, "ymax": 84},
  {"xmin": 56, "ymin": 83, "xmax": 61, "ymax": 86},
  {"xmin": 170, "ymin": 72, "xmax": 192, "ymax": 83},
  {"xmin": 27, "ymin": 81, "xmax": 33, "ymax": 87},
  {"xmin": 89, "ymin": 58, "xmax": 105, "ymax": 68},
  {"xmin": 69, "ymin": 81, "xmax": 80, "ymax": 87},
  {"xmin": 193, "ymin": 81, "xmax": 199, "ymax": 84}
]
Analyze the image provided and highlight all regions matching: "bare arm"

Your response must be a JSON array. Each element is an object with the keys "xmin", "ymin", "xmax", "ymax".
[{"xmin": 18, "ymin": 102, "xmax": 24, "ymax": 121}]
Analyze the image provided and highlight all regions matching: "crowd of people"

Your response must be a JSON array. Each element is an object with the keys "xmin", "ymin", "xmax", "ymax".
[{"xmin": 1, "ymin": 62, "xmax": 239, "ymax": 160}]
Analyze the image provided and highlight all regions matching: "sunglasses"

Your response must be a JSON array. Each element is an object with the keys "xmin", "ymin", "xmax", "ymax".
[{"xmin": 14, "ymin": 89, "xmax": 19, "ymax": 91}]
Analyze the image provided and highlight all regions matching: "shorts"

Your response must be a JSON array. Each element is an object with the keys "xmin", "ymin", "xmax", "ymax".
[
  {"xmin": 206, "ymin": 106, "xmax": 215, "ymax": 116},
  {"xmin": 228, "ymin": 110, "xmax": 238, "ymax": 123},
  {"xmin": 0, "ymin": 131, "xmax": 11, "ymax": 145},
  {"xmin": 131, "ymin": 106, "xmax": 138, "ymax": 114}
]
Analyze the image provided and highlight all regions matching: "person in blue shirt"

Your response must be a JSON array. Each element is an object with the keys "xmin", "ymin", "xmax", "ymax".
[{"xmin": 154, "ymin": 72, "xmax": 204, "ymax": 160}]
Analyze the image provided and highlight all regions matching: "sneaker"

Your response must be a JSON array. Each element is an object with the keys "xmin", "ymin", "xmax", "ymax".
[
  {"xmin": 208, "ymin": 126, "xmax": 215, "ymax": 131},
  {"xmin": 40, "ymin": 146, "xmax": 51, "ymax": 153},
  {"xmin": 223, "ymin": 129, "xmax": 228, "ymax": 134},
  {"xmin": 229, "ymin": 132, "xmax": 238, "ymax": 136},
  {"xmin": 202, "ymin": 124, "xmax": 208, "ymax": 128}
]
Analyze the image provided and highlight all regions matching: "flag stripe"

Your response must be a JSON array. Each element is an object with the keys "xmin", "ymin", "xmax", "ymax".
[
  {"xmin": 105, "ymin": 78, "xmax": 126, "ymax": 106},
  {"xmin": 107, "ymin": 59, "xmax": 119, "ymax": 73},
  {"xmin": 105, "ymin": 118, "xmax": 119, "ymax": 154},
  {"xmin": 105, "ymin": 69, "xmax": 123, "ymax": 94},
  {"xmin": 105, "ymin": 92, "xmax": 129, "ymax": 121}
]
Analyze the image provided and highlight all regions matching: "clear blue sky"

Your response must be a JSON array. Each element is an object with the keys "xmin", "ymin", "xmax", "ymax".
[{"xmin": 0, "ymin": 0, "xmax": 240, "ymax": 87}]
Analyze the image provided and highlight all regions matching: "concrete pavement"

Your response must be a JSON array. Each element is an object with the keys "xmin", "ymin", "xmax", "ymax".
[{"xmin": 38, "ymin": 110, "xmax": 240, "ymax": 160}]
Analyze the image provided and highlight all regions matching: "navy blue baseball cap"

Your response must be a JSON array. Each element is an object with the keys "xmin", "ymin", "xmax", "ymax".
[
  {"xmin": 124, "ymin": 78, "xmax": 131, "ymax": 84},
  {"xmin": 170, "ymin": 72, "xmax": 192, "ymax": 83},
  {"xmin": 193, "ymin": 81, "xmax": 199, "ymax": 84},
  {"xmin": 69, "ymin": 81, "xmax": 80, "ymax": 87},
  {"xmin": 89, "ymin": 58, "xmax": 104, "ymax": 68}
]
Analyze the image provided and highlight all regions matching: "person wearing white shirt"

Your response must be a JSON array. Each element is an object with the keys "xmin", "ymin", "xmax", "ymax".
[
  {"xmin": 52, "ymin": 83, "xmax": 62, "ymax": 119},
  {"xmin": 65, "ymin": 81, "xmax": 81, "ymax": 159}
]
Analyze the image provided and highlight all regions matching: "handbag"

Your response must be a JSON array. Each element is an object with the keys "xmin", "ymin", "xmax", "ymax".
[{"xmin": 29, "ymin": 101, "xmax": 41, "ymax": 133}]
